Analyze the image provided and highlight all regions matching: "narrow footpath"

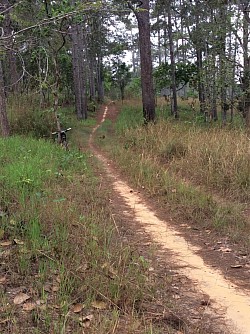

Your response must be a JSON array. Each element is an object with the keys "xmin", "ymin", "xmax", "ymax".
[{"xmin": 89, "ymin": 105, "xmax": 250, "ymax": 334}]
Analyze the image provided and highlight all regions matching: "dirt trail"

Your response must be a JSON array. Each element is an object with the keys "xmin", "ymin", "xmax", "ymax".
[{"xmin": 89, "ymin": 105, "xmax": 250, "ymax": 334}]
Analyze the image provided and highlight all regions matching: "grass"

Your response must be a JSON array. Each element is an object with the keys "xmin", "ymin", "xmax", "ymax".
[
  {"xmin": 96, "ymin": 99, "xmax": 250, "ymax": 248},
  {"xmin": 0, "ymin": 134, "xmax": 156, "ymax": 333},
  {"xmin": 2, "ymin": 94, "xmax": 246, "ymax": 333},
  {"xmin": 2, "ymin": 99, "xmax": 199, "ymax": 333}
]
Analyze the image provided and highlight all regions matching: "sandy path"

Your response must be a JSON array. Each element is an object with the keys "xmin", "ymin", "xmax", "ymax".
[{"xmin": 89, "ymin": 106, "xmax": 250, "ymax": 334}]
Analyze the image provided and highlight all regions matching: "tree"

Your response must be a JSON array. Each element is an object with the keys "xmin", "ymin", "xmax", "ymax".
[
  {"xmin": 240, "ymin": 0, "xmax": 250, "ymax": 129},
  {"xmin": 0, "ymin": 1, "xmax": 11, "ymax": 137},
  {"xmin": 111, "ymin": 60, "xmax": 131, "ymax": 101},
  {"xmin": 167, "ymin": 1, "xmax": 178, "ymax": 118},
  {"xmin": 0, "ymin": 59, "xmax": 10, "ymax": 137},
  {"xmin": 128, "ymin": 0, "xmax": 155, "ymax": 123},
  {"xmin": 71, "ymin": 1, "xmax": 87, "ymax": 120}
]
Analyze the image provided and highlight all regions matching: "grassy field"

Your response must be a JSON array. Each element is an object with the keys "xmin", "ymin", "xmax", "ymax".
[
  {"xmin": 96, "ymin": 99, "xmax": 250, "ymax": 248},
  {"xmin": 0, "ymin": 107, "xmax": 163, "ymax": 333},
  {"xmin": 1, "ymin": 95, "xmax": 249, "ymax": 333}
]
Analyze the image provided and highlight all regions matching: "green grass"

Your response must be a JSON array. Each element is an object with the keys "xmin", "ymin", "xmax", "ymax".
[
  {"xmin": 0, "ymin": 134, "xmax": 153, "ymax": 334},
  {"xmin": 1, "ymin": 95, "xmax": 239, "ymax": 333}
]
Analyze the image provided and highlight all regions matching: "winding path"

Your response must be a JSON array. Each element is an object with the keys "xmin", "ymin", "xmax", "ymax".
[{"xmin": 89, "ymin": 105, "xmax": 250, "ymax": 334}]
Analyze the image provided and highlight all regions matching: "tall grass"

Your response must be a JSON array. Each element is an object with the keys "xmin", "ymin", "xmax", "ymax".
[
  {"xmin": 96, "ymin": 102, "xmax": 250, "ymax": 246},
  {"xmin": 114, "ymin": 105, "xmax": 250, "ymax": 202}
]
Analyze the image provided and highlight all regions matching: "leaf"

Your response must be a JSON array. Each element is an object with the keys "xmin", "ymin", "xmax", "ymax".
[
  {"xmin": 44, "ymin": 284, "xmax": 51, "ymax": 292},
  {"xmin": 14, "ymin": 293, "xmax": 30, "ymax": 305},
  {"xmin": 230, "ymin": 264, "xmax": 242, "ymax": 268},
  {"xmin": 53, "ymin": 198, "xmax": 66, "ymax": 203},
  {"xmin": 91, "ymin": 300, "xmax": 107, "ymax": 310},
  {"xmin": 0, "ymin": 276, "xmax": 7, "ymax": 284},
  {"xmin": 79, "ymin": 314, "xmax": 94, "ymax": 328},
  {"xmin": 102, "ymin": 262, "xmax": 118, "ymax": 279},
  {"xmin": 13, "ymin": 239, "xmax": 24, "ymax": 245},
  {"xmin": 72, "ymin": 303, "xmax": 85, "ymax": 313},
  {"xmin": 0, "ymin": 240, "xmax": 12, "ymax": 246},
  {"xmin": 52, "ymin": 285, "xmax": 59, "ymax": 292},
  {"xmin": 23, "ymin": 302, "xmax": 36, "ymax": 311},
  {"xmin": 219, "ymin": 247, "xmax": 232, "ymax": 253}
]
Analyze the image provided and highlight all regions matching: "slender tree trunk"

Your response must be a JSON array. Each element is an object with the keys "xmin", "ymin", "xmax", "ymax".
[
  {"xmin": 157, "ymin": 13, "xmax": 162, "ymax": 65},
  {"xmin": 88, "ymin": 55, "xmax": 96, "ymax": 101},
  {"xmin": 1, "ymin": 0, "xmax": 19, "ymax": 94},
  {"xmin": 196, "ymin": 49, "xmax": 205, "ymax": 114},
  {"xmin": 218, "ymin": 3, "xmax": 227, "ymax": 125},
  {"xmin": 133, "ymin": 0, "xmax": 155, "ymax": 123},
  {"xmin": 229, "ymin": 25, "xmax": 237, "ymax": 123},
  {"xmin": 242, "ymin": 3, "xmax": 250, "ymax": 129},
  {"xmin": 167, "ymin": 4, "xmax": 178, "ymax": 118},
  {"xmin": 71, "ymin": 20, "xmax": 87, "ymax": 119},
  {"xmin": 96, "ymin": 55, "xmax": 104, "ymax": 103},
  {"xmin": 130, "ymin": 29, "xmax": 137, "ymax": 73},
  {"xmin": 0, "ymin": 60, "xmax": 10, "ymax": 137},
  {"xmin": 78, "ymin": 23, "xmax": 88, "ymax": 117}
]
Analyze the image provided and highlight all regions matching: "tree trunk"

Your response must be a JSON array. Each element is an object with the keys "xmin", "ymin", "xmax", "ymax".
[
  {"xmin": 242, "ymin": 3, "xmax": 250, "ymax": 129},
  {"xmin": 71, "ymin": 19, "xmax": 87, "ymax": 120},
  {"xmin": 196, "ymin": 49, "xmax": 205, "ymax": 114},
  {"xmin": 133, "ymin": 0, "xmax": 155, "ymax": 123},
  {"xmin": 88, "ymin": 55, "xmax": 96, "ymax": 102},
  {"xmin": 1, "ymin": 0, "xmax": 19, "ymax": 94},
  {"xmin": 218, "ymin": 3, "xmax": 227, "ymax": 125},
  {"xmin": 167, "ymin": 4, "xmax": 178, "ymax": 118},
  {"xmin": 0, "ymin": 60, "xmax": 10, "ymax": 137},
  {"xmin": 96, "ymin": 55, "xmax": 104, "ymax": 103}
]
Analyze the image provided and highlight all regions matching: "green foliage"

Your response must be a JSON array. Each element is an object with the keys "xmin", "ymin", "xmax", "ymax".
[
  {"xmin": 125, "ymin": 76, "xmax": 142, "ymax": 97},
  {"xmin": 154, "ymin": 62, "xmax": 198, "ymax": 92},
  {"xmin": 10, "ymin": 108, "xmax": 55, "ymax": 138},
  {"xmin": 111, "ymin": 61, "xmax": 132, "ymax": 99}
]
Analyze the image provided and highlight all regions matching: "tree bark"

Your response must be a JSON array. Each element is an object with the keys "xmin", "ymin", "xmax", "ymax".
[
  {"xmin": 0, "ymin": 60, "xmax": 10, "ymax": 137},
  {"xmin": 242, "ymin": 3, "xmax": 250, "ymax": 129},
  {"xmin": 167, "ymin": 4, "xmax": 178, "ymax": 118},
  {"xmin": 96, "ymin": 55, "xmax": 104, "ymax": 103},
  {"xmin": 71, "ymin": 18, "xmax": 87, "ymax": 120},
  {"xmin": 1, "ymin": 0, "xmax": 19, "ymax": 94},
  {"xmin": 131, "ymin": 0, "xmax": 155, "ymax": 123}
]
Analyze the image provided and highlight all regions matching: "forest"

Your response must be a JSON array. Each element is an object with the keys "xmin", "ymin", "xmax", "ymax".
[
  {"xmin": 0, "ymin": 1, "xmax": 250, "ymax": 334},
  {"xmin": 0, "ymin": 0, "xmax": 250, "ymax": 132}
]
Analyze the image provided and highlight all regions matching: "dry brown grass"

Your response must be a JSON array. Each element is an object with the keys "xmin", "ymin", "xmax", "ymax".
[
  {"xmin": 96, "ymin": 102, "xmax": 250, "ymax": 247},
  {"xmin": 125, "ymin": 120, "xmax": 250, "ymax": 202}
]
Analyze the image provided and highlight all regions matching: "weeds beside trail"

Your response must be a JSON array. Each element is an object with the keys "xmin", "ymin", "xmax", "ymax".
[
  {"xmin": 96, "ymin": 101, "xmax": 250, "ymax": 249},
  {"xmin": 0, "ymin": 136, "xmax": 155, "ymax": 333},
  {"xmin": 1, "ymin": 100, "xmax": 248, "ymax": 333}
]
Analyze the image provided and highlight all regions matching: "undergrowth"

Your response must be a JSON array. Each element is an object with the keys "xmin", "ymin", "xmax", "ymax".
[
  {"xmin": 0, "ymin": 135, "xmax": 153, "ymax": 333},
  {"xmin": 96, "ymin": 101, "xmax": 250, "ymax": 248}
]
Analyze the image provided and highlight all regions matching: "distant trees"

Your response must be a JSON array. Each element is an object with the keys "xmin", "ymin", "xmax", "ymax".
[
  {"xmin": 151, "ymin": 0, "xmax": 250, "ymax": 127},
  {"xmin": 0, "ymin": 0, "xmax": 250, "ymax": 135}
]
